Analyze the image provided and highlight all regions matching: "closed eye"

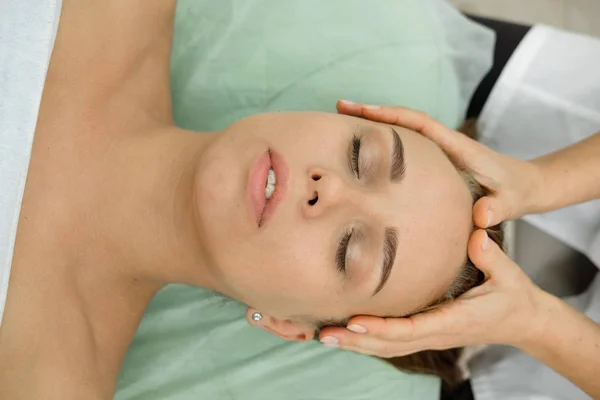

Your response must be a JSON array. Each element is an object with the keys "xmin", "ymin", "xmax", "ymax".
[
  {"xmin": 350, "ymin": 135, "xmax": 362, "ymax": 178},
  {"xmin": 336, "ymin": 229, "xmax": 353, "ymax": 274}
]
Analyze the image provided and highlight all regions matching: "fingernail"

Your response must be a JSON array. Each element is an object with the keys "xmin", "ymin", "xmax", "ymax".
[
  {"xmin": 486, "ymin": 210, "xmax": 493, "ymax": 228},
  {"xmin": 482, "ymin": 231, "xmax": 490, "ymax": 251},
  {"xmin": 363, "ymin": 104, "xmax": 381, "ymax": 110},
  {"xmin": 339, "ymin": 99, "xmax": 355, "ymax": 105},
  {"xmin": 320, "ymin": 336, "xmax": 340, "ymax": 347},
  {"xmin": 347, "ymin": 324, "xmax": 367, "ymax": 333}
]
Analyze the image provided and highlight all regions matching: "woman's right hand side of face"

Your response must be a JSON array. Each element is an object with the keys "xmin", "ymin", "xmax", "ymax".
[{"xmin": 336, "ymin": 101, "xmax": 544, "ymax": 228}]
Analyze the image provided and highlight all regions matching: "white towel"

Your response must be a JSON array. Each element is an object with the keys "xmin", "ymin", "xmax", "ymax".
[{"xmin": 0, "ymin": 0, "xmax": 63, "ymax": 327}]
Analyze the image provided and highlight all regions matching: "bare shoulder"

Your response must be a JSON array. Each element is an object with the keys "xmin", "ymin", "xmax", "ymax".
[
  {"xmin": 0, "ymin": 278, "xmax": 111, "ymax": 400},
  {"xmin": 47, "ymin": 0, "xmax": 177, "ymax": 106},
  {"xmin": 0, "ymin": 333, "xmax": 111, "ymax": 400}
]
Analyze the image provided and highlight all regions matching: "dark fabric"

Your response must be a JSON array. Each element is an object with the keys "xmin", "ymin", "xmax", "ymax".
[
  {"xmin": 441, "ymin": 379, "xmax": 475, "ymax": 400},
  {"xmin": 466, "ymin": 16, "xmax": 532, "ymax": 119}
]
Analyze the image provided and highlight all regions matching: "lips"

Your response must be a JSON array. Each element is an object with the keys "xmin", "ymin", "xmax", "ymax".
[
  {"xmin": 247, "ymin": 149, "xmax": 288, "ymax": 227},
  {"xmin": 261, "ymin": 150, "xmax": 288, "ymax": 226}
]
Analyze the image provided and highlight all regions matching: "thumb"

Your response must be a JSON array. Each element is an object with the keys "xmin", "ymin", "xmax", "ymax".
[
  {"xmin": 473, "ymin": 196, "xmax": 512, "ymax": 228},
  {"xmin": 467, "ymin": 229, "xmax": 511, "ymax": 280}
]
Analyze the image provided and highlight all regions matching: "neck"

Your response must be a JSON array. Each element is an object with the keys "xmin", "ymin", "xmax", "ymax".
[
  {"xmin": 69, "ymin": 125, "xmax": 223, "ymax": 383},
  {"xmin": 85, "ymin": 126, "xmax": 220, "ymax": 292}
]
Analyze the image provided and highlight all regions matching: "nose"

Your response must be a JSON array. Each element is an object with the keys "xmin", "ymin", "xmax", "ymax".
[{"xmin": 302, "ymin": 168, "xmax": 359, "ymax": 219}]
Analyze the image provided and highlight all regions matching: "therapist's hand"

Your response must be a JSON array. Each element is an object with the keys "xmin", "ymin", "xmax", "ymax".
[
  {"xmin": 318, "ymin": 230, "xmax": 554, "ymax": 357},
  {"xmin": 336, "ymin": 101, "xmax": 543, "ymax": 227}
]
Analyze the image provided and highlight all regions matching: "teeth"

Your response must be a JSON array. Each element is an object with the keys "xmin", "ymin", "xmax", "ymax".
[
  {"xmin": 265, "ymin": 183, "xmax": 275, "ymax": 200},
  {"xmin": 267, "ymin": 168, "xmax": 276, "ymax": 185},
  {"xmin": 265, "ymin": 168, "xmax": 276, "ymax": 200}
]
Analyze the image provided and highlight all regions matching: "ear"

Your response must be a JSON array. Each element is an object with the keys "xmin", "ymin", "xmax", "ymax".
[{"xmin": 246, "ymin": 307, "xmax": 315, "ymax": 342}]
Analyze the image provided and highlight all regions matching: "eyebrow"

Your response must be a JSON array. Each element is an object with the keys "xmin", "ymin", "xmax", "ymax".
[
  {"xmin": 369, "ymin": 128, "xmax": 403, "ymax": 295},
  {"xmin": 373, "ymin": 227, "xmax": 399, "ymax": 296},
  {"xmin": 389, "ymin": 128, "xmax": 406, "ymax": 182}
]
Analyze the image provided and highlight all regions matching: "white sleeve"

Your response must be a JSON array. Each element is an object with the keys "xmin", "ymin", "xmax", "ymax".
[
  {"xmin": 477, "ymin": 25, "xmax": 600, "ymax": 269},
  {"xmin": 471, "ymin": 25, "xmax": 600, "ymax": 400},
  {"xmin": 471, "ymin": 273, "xmax": 600, "ymax": 400}
]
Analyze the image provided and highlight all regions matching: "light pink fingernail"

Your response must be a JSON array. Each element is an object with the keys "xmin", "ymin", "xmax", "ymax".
[
  {"xmin": 482, "ymin": 231, "xmax": 490, "ymax": 251},
  {"xmin": 363, "ymin": 104, "xmax": 381, "ymax": 110},
  {"xmin": 339, "ymin": 99, "xmax": 355, "ymax": 105},
  {"xmin": 487, "ymin": 210, "xmax": 493, "ymax": 228},
  {"xmin": 347, "ymin": 324, "xmax": 367, "ymax": 333},
  {"xmin": 320, "ymin": 336, "xmax": 340, "ymax": 346}
]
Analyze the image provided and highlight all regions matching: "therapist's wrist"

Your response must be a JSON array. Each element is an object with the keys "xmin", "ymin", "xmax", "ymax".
[
  {"xmin": 522, "ymin": 159, "xmax": 555, "ymax": 216},
  {"xmin": 511, "ymin": 288, "xmax": 561, "ymax": 351}
]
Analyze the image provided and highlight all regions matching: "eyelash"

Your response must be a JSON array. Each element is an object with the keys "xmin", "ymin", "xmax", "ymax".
[
  {"xmin": 337, "ymin": 136, "xmax": 361, "ymax": 272},
  {"xmin": 351, "ymin": 135, "xmax": 362, "ymax": 178},
  {"xmin": 336, "ymin": 229, "xmax": 353, "ymax": 273}
]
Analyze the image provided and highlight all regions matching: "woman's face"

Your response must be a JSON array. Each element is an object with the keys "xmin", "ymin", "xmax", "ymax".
[{"xmin": 194, "ymin": 112, "xmax": 473, "ymax": 335}]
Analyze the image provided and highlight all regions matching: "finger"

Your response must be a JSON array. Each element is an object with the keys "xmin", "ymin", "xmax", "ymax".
[
  {"xmin": 341, "ymin": 338, "xmax": 435, "ymax": 358},
  {"xmin": 468, "ymin": 229, "xmax": 514, "ymax": 278},
  {"xmin": 322, "ymin": 308, "xmax": 471, "ymax": 355},
  {"xmin": 356, "ymin": 105, "xmax": 483, "ymax": 159},
  {"xmin": 346, "ymin": 307, "xmax": 456, "ymax": 342},
  {"xmin": 342, "ymin": 315, "xmax": 417, "ymax": 341},
  {"xmin": 473, "ymin": 197, "xmax": 511, "ymax": 228},
  {"xmin": 341, "ymin": 343, "xmax": 392, "ymax": 357},
  {"xmin": 318, "ymin": 325, "xmax": 386, "ymax": 354},
  {"xmin": 319, "ymin": 326, "xmax": 423, "ymax": 358},
  {"xmin": 336, "ymin": 100, "xmax": 364, "ymax": 116},
  {"xmin": 341, "ymin": 333, "xmax": 458, "ymax": 357},
  {"xmin": 457, "ymin": 280, "xmax": 494, "ymax": 299}
]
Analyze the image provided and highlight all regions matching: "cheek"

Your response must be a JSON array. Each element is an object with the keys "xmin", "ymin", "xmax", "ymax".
[
  {"xmin": 215, "ymin": 226, "xmax": 338, "ymax": 313},
  {"xmin": 255, "ymin": 114, "xmax": 345, "ymax": 163},
  {"xmin": 195, "ymin": 166, "xmax": 237, "ymax": 211}
]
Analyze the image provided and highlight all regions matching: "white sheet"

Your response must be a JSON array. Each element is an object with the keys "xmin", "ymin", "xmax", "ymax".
[
  {"xmin": 0, "ymin": 0, "xmax": 62, "ymax": 327},
  {"xmin": 477, "ymin": 25, "xmax": 600, "ymax": 267},
  {"xmin": 472, "ymin": 25, "xmax": 600, "ymax": 400}
]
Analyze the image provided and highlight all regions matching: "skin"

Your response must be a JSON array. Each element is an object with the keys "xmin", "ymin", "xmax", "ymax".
[
  {"xmin": 0, "ymin": 2, "xmax": 473, "ymax": 398},
  {"xmin": 326, "ymin": 105, "xmax": 600, "ymax": 399},
  {"xmin": 203, "ymin": 112, "xmax": 474, "ymax": 339}
]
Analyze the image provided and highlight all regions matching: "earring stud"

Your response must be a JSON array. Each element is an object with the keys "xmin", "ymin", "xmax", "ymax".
[{"xmin": 252, "ymin": 312, "xmax": 263, "ymax": 322}]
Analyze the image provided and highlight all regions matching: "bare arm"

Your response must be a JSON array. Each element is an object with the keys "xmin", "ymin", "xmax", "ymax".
[
  {"xmin": 531, "ymin": 132, "xmax": 600, "ymax": 214},
  {"xmin": 518, "ymin": 292, "xmax": 600, "ymax": 399},
  {"xmin": 47, "ymin": 0, "xmax": 177, "ymax": 122}
]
